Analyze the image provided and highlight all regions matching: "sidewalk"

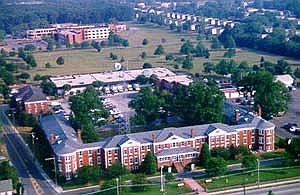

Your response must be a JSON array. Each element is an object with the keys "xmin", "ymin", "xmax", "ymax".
[{"xmin": 184, "ymin": 178, "xmax": 208, "ymax": 195}]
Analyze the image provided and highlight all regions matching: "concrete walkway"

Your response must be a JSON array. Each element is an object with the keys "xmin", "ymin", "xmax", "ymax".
[{"xmin": 184, "ymin": 178, "xmax": 208, "ymax": 195}]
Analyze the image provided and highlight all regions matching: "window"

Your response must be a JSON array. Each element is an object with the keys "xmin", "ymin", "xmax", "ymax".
[
  {"xmin": 97, "ymin": 149, "xmax": 101, "ymax": 154},
  {"xmin": 124, "ymin": 149, "xmax": 127, "ymax": 154},
  {"xmin": 251, "ymin": 137, "xmax": 255, "ymax": 143},
  {"xmin": 108, "ymin": 159, "xmax": 112, "ymax": 165},
  {"xmin": 158, "ymin": 145, "xmax": 161, "ymax": 149},
  {"xmin": 147, "ymin": 145, "xmax": 150, "ymax": 150},
  {"xmin": 135, "ymin": 157, "xmax": 138, "ymax": 163},
  {"xmin": 130, "ymin": 158, "xmax": 133, "ymax": 164},
  {"xmin": 243, "ymin": 130, "xmax": 247, "ymax": 134},
  {"xmin": 108, "ymin": 150, "xmax": 111, "ymax": 155},
  {"xmin": 181, "ymin": 141, "xmax": 185, "ymax": 146},
  {"xmin": 89, "ymin": 150, "xmax": 92, "ymax": 155},
  {"xmin": 243, "ymin": 138, "xmax": 247, "ymax": 144},
  {"xmin": 115, "ymin": 149, "xmax": 118, "ymax": 154},
  {"xmin": 221, "ymin": 136, "xmax": 225, "ymax": 141},
  {"xmin": 259, "ymin": 129, "xmax": 264, "ymax": 135},
  {"xmin": 134, "ymin": 148, "xmax": 138, "ymax": 153},
  {"xmin": 130, "ymin": 148, "xmax": 133, "ymax": 154},
  {"xmin": 141, "ymin": 146, "xmax": 145, "ymax": 150},
  {"xmin": 165, "ymin": 144, "xmax": 168, "ymax": 148},
  {"xmin": 266, "ymin": 137, "xmax": 271, "ymax": 144},
  {"xmin": 172, "ymin": 142, "xmax": 176, "ymax": 147}
]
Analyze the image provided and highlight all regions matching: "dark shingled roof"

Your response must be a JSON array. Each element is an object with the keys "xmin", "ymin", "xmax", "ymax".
[
  {"xmin": 16, "ymin": 85, "xmax": 47, "ymax": 102},
  {"xmin": 155, "ymin": 147, "xmax": 199, "ymax": 157}
]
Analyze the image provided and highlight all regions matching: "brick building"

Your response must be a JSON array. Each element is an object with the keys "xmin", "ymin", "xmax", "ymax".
[
  {"xmin": 14, "ymin": 85, "xmax": 50, "ymax": 114},
  {"xmin": 26, "ymin": 23, "xmax": 126, "ymax": 44},
  {"xmin": 40, "ymin": 102, "xmax": 275, "ymax": 180}
]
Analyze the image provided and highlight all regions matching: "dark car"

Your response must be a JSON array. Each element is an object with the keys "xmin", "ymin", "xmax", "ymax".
[{"xmin": 282, "ymin": 123, "xmax": 298, "ymax": 130}]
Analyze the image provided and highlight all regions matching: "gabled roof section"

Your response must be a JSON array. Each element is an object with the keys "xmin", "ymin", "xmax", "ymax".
[{"xmin": 16, "ymin": 85, "xmax": 47, "ymax": 103}]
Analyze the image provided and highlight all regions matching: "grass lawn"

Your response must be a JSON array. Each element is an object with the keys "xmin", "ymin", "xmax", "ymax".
[
  {"xmin": 259, "ymin": 151, "xmax": 287, "ymax": 159},
  {"xmin": 205, "ymin": 166, "xmax": 300, "ymax": 191},
  {"xmin": 29, "ymin": 23, "xmax": 300, "ymax": 78},
  {"xmin": 116, "ymin": 183, "xmax": 191, "ymax": 195}
]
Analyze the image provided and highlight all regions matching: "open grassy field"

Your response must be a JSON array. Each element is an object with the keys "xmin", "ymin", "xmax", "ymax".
[{"xmin": 31, "ymin": 23, "xmax": 300, "ymax": 77}]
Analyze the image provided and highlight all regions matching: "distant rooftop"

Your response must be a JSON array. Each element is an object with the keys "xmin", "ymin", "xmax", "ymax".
[
  {"xmin": 15, "ymin": 85, "xmax": 47, "ymax": 103},
  {"xmin": 0, "ymin": 179, "xmax": 13, "ymax": 193}
]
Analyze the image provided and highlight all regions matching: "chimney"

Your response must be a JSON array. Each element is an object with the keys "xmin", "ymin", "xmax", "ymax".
[
  {"xmin": 191, "ymin": 128, "xmax": 195, "ymax": 138},
  {"xmin": 235, "ymin": 109, "xmax": 240, "ymax": 122},
  {"xmin": 50, "ymin": 133, "xmax": 55, "ymax": 144},
  {"xmin": 152, "ymin": 133, "xmax": 156, "ymax": 143},
  {"xmin": 77, "ymin": 130, "xmax": 82, "ymax": 141},
  {"xmin": 257, "ymin": 105, "xmax": 262, "ymax": 117}
]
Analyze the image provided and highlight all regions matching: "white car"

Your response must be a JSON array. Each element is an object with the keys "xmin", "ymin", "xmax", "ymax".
[
  {"xmin": 289, "ymin": 126, "xmax": 300, "ymax": 133},
  {"xmin": 133, "ymin": 84, "xmax": 140, "ymax": 91},
  {"xmin": 127, "ymin": 84, "xmax": 133, "ymax": 91}
]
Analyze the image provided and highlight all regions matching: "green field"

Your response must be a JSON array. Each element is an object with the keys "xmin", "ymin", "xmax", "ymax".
[
  {"xmin": 30, "ymin": 23, "xmax": 300, "ymax": 77},
  {"xmin": 204, "ymin": 166, "xmax": 300, "ymax": 191}
]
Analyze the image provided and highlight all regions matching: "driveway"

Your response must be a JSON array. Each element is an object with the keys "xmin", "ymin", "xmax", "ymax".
[{"xmin": 271, "ymin": 88, "xmax": 300, "ymax": 138}]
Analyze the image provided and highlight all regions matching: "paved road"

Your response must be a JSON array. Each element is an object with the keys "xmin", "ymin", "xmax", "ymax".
[
  {"xmin": 229, "ymin": 182, "xmax": 300, "ymax": 195},
  {"xmin": 271, "ymin": 88, "xmax": 300, "ymax": 139},
  {"xmin": 0, "ymin": 105, "xmax": 59, "ymax": 195}
]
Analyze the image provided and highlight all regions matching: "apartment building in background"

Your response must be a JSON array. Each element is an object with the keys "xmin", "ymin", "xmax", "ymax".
[
  {"xmin": 39, "ymin": 102, "xmax": 275, "ymax": 180},
  {"xmin": 26, "ymin": 23, "xmax": 127, "ymax": 44}
]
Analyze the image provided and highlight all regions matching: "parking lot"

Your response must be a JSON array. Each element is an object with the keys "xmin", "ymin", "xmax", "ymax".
[{"xmin": 271, "ymin": 88, "xmax": 300, "ymax": 138}]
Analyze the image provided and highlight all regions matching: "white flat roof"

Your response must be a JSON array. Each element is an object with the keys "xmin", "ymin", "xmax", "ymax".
[{"xmin": 50, "ymin": 68, "xmax": 185, "ymax": 88}]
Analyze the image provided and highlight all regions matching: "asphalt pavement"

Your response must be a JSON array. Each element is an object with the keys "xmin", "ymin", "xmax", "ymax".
[
  {"xmin": 0, "ymin": 105, "xmax": 59, "ymax": 195},
  {"xmin": 229, "ymin": 182, "xmax": 300, "ymax": 195},
  {"xmin": 271, "ymin": 88, "xmax": 300, "ymax": 139}
]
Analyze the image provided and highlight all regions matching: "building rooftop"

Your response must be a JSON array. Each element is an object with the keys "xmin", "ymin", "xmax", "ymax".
[
  {"xmin": 0, "ymin": 179, "xmax": 13, "ymax": 193},
  {"xmin": 155, "ymin": 147, "xmax": 198, "ymax": 157},
  {"xmin": 15, "ymin": 85, "xmax": 47, "ymax": 103},
  {"xmin": 40, "ymin": 102, "xmax": 275, "ymax": 156},
  {"xmin": 50, "ymin": 67, "xmax": 179, "ymax": 88}
]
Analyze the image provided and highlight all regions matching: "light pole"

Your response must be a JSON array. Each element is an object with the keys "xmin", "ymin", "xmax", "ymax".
[
  {"xmin": 116, "ymin": 178, "xmax": 119, "ymax": 195},
  {"xmin": 257, "ymin": 158, "xmax": 260, "ymax": 188},
  {"xmin": 160, "ymin": 166, "xmax": 164, "ymax": 195},
  {"xmin": 45, "ymin": 157, "xmax": 58, "ymax": 186}
]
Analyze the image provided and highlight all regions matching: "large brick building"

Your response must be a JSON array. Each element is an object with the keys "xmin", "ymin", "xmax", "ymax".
[
  {"xmin": 26, "ymin": 23, "xmax": 126, "ymax": 44},
  {"xmin": 14, "ymin": 85, "xmax": 50, "ymax": 114},
  {"xmin": 40, "ymin": 102, "xmax": 275, "ymax": 180}
]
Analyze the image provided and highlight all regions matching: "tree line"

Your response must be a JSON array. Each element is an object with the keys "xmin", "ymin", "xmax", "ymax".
[{"xmin": 0, "ymin": 0, "xmax": 134, "ymax": 35}]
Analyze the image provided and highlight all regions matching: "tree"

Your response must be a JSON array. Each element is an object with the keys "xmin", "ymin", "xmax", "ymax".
[
  {"xmin": 240, "ymin": 71, "xmax": 289, "ymax": 119},
  {"xmin": 45, "ymin": 62, "xmax": 51, "ymax": 68},
  {"xmin": 140, "ymin": 52, "xmax": 147, "ymax": 59},
  {"xmin": 135, "ymin": 75, "xmax": 149, "ymax": 85},
  {"xmin": 242, "ymin": 153, "xmax": 257, "ymax": 170},
  {"xmin": 223, "ymin": 35, "xmax": 236, "ymax": 48},
  {"xmin": 56, "ymin": 56, "xmax": 64, "ymax": 65},
  {"xmin": 142, "ymin": 38, "xmax": 149, "ymax": 45},
  {"xmin": 140, "ymin": 151, "xmax": 157, "ymax": 175},
  {"xmin": 199, "ymin": 143, "xmax": 211, "ymax": 167},
  {"xmin": 223, "ymin": 48, "xmax": 236, "ymax": 58},
  {"xmin": 194, "ymin": 42, "xmax": 210, "ymax": 58},
  {"xmin": 92, "ymin": 81, "xmax": 103, "ymax": 90},
  {"xmin": 129, "ymin": 87, "xmax": 165, "ymax": 124},
  {"xmin": 182, "ymin": 55, "xmax": 193, "ymax": 70},
  {"xmin": 0, "ymin": 30, "xmax": 5, "ymax": 41},
  {"xmin": 122, "ymin": 40, "xmax": 129, "ymax": 47},
  {"xmin": 24, "ymin": 44, "xmax": 36, "ymax": 51},
  {"xmin": 165, "ymin": 172, "xmax": 175, "ymax": 182},
  {"xmin": 143, "ymin": 62, "xmax": 152, "ymax": 69},
  {"xmin": 165, "ymin": 53, "xmax": 174, "ymax": 61},
  {"xmin": 180, "ymin": 40, "xmax": 194, "ymax": 54},
  {"xmin": 211, "ymin": 37, "xmax": 222, "ymax": 49},
  {"xmin": 105, "ymin": 162, "xmax": 128, "ymax": 179},
  {"xmin": 0, "ymin": 161, "xmax": 19, "ymax": 188},
  {"xmin": 17, "ymin": 72, "xmax": 30, "ymax": 80},
  {"xmin": 63, "ymin": 84, "xmax": 72, "ymax": 92},
  {"xmin": 171, "ymin": 82, "xmax": 225, "ymax": 125},
  {"xmin": 81, "ymin": 41, "xmax": 90, "ymax": 48},
  {"xmin": 294, "ymin": 67, "xmax": 300, "ymax": 78},
  {"xmin": 77, "ymin": 166, "xmax": 103, "ymax": 184},
  {"xmin": 40, "ymin": 80, "xmax": 56, "ymax": 96},
  {"xmin": 110, "ymin": 53, "xmax": 118, "ymax": 60},
  {"xmin": 286, "ymin": 138, "xmax": 300, "ymax": 160},
  {"xmin": 131, "ymin": 174, "xmax": 148, "ymax": 192},
  {"xmin": 154, "ymin": 45, "xmax": 165, "ymax": 55},
  {"xmin": 211, "ymin": 147, "xmax": 230, "ymax": 160},
  {"xmin": 206, "ymin": 157, "xmax": 227, "ymax": 177},
  {"xmin": 203, "ymin": 62, "xmax": 215, "ymax": 73}
]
